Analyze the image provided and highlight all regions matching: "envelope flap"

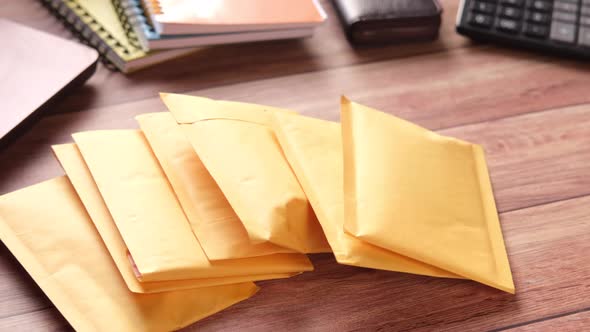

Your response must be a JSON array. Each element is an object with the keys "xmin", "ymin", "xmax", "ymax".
[{"xmin": 160, "ymin": 92, "xmax": 292, "ymax": 125}]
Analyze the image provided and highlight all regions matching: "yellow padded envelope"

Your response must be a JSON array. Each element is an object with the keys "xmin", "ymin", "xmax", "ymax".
[
  {"xmin": 137, "ymin": 112, "xmax": 293, "ymax": 261},
  {"xmin": 53, "ymin": 143, "xmax": 298, "ymax": 293},
  {"xmin": 0, "ymin": 177, "xmax": 258, "ymax": 331},
  {"xmin": 161, "ymin": 93, "xmax": 330, "ymax": 254},
  {"xmin": 341, "ymin": 98, "xmax": 514, "ymax": 293},
  {"xmin": 271, "ymin": 112, "xmax": 455, "ymax": 278},
  {"xmin": 72, "ymin": 130, "xmax": 313, "ymax": 282}
]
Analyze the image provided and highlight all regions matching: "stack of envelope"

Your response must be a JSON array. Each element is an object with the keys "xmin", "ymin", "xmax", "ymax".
[{"xmin": 0, "ymin": 94, "xmax": 514, "ymax": 331}]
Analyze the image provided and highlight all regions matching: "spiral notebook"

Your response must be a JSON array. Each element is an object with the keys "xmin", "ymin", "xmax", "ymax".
[
  {"xmin": 112, "ymin": 0, "xmax": 316, "ymax": 50},
  {"xmin": 112, "ymin": 0, "xmax": 325, "ymax": 51},
  {"xmin": 40, "ymin": 0, "xmax": 198, "ymax": 73},
  {"xmin": 141, "ymin": 0, "xmax": 326, "ymax": 35}
]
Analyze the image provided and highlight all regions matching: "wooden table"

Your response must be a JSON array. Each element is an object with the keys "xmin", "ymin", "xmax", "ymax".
[{"xmin": 1, "ymin": 0, "xmax": 590, "ymax": 331}]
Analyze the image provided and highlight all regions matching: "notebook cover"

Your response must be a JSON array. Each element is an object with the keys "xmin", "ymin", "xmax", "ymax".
[
  {"xmin": 114, "ymin": 0, "xmax": 315, "ymax": 50},
  {"xmin": 0, "ymin": 19, "xmax": 98, "ymax": 149},
  {"xmin": 142, "ymin": 0, "xmax": 327, "ymax": 35}
]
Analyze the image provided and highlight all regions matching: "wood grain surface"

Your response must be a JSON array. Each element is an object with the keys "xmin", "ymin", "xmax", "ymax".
[
  {"xmin": 1, "ymin": 0, "xmax": 589, "ymax": 331},
  {"xmin": 0, "ymin": 0, "xmax": 467, "ymax": 113},
  {"xmin": 503, "ymin": 311, "xmax": 590, "ymax": 332}
]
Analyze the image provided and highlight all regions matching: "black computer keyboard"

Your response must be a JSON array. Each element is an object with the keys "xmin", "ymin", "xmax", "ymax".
[{"xmin": 456, "ymin": 0, "xmax": 590, "ymax": 58}]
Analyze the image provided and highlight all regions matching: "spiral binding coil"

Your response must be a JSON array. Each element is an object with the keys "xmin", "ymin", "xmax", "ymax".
[
  {"xmin": 111, "ymin": 0, "xmax": 143, "ymax": 50},
  {"xmin": 39, "ymin": 0, "xmax": 135, "ymax": 71}
]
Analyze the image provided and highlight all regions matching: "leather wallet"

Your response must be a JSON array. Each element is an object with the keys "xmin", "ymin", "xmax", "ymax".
[{"xmin": 332, "ymin": 0, "xmax": 443, "ymax": 44}]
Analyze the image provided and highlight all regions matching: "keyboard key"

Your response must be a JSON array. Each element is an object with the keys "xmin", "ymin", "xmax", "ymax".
[
  {"xmin": 581, "ymin": 16, "xmax": 590, "ymax": 26},
  {"xmin": 527, "ymin": 11, "xmax": 551, "ymax": 24},
  {"xmin": 554, "ymin": 1, "xmax": 580, "ymax": 12},
  {"xmin": 497, "ymin": 18, "xmax": 521, "ymax": 33},
  {"xmin": 582, "ymin": 6, "xmax": 590, "ymax": 15},
  {"xmin": 525, "ymin": 23, "xmax": 550, "ymax": 38},
  {"xmin": 553, "ymin": 11, "xmax": 578, "ymax": 23},
  {"xmin": 472, "ymin": 1, "xmax": 496, "ymax": 14},
  {"xmin": 500, "ymin": 6, "xmax": 523, "ymax": 18},
  {"xmin": 529, "ymin": 0, "xmax": 552, "ymax": 11},
  {"xmin": 501, "ymin": 0, "xmax": 525, "ymax": 6},
  {"xmin": 470, "ymin": 13, "xmax": 494, "ymax": 28},
  {"xmin": 550, "ymin": 21, "xmax": 577, "ymax": 43},
  {"xmin": 579, "ymin": 27, "xmax": 590, "ymax": 46}
]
